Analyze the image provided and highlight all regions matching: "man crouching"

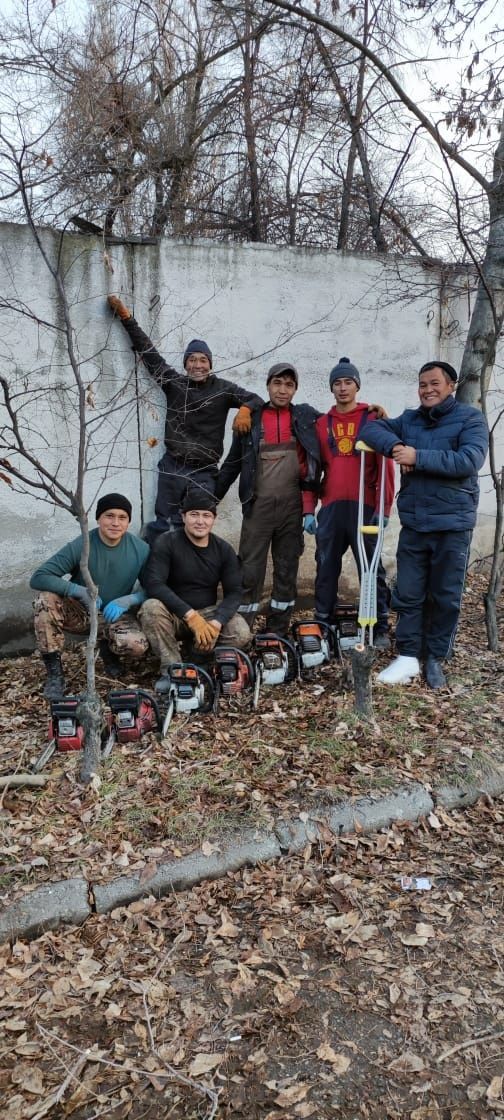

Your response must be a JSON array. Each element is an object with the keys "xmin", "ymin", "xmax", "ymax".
[
  {"xmin": 30, "ymin": 494, "xmax": 150, "ymax": 699},
  {"xmin": 139, "ymin": 490, "xmax": 251, "ymax": 690}
]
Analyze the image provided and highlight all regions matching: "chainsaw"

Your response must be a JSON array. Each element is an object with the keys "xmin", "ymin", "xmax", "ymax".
[
  {"xmin": 32, "ymin": 697, "xmax": 85, "ymax": 772},
  {"xmin": 251, "ymin": 633, "xmax": 297, "ymax": 709},
  {"xmin": 331, "ymin": 603, "xmax": 360, "ymax": 660},
  {"xmin": 102, "ymin": 689, "xmax": 162, "ymax": 756},
  {"xmin": 158, "ymin": 663, "xmax": 215, "ymax": 734},
  {"xmin": 291, "ymin": 620, "xmax": 334, "ymax": 676},
  {"xmin": 212, "ymin": 647, "xmax": 255, "ymax": 714}
]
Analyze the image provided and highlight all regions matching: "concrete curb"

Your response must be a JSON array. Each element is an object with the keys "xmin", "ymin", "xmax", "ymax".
[{"xmin": 2, "ymin": 765, "xmax": 504, "ymax": 943}]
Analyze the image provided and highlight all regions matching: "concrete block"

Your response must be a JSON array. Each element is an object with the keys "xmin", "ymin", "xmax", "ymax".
[{"xmin": 0, "ymin": 878, "xmax": 91, "ymax": 944}]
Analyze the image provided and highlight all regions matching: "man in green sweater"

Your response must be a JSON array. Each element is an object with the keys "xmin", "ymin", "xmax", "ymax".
[{"xmin": 30, "ymin": 493, "xmax": 150, "ymax": 700}]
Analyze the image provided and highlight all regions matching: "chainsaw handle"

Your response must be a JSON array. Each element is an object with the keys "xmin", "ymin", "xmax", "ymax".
[
  {"xmin": 136, "ymin": 689, "xmax": 162, "ymax": 731},
  {"xmin": 181, "ymin": 662, "xmax": 215, "ymax": 712},
  {"xmin": 213, "ymin": 646, "xmax": 256, "ymax": 684}
]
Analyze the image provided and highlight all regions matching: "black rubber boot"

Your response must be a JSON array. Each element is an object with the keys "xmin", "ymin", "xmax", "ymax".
[
  {"xmin": 374, "ymin": 631, "xmax": 391, "ymax": 652},
  {"xmin": 99, "ymin": 639, "xmax": 123, "ymax": 679},
  {"xmin": 42, "ymin": 653, "xmax": 65, "ymax": 701},
  {"xmin": 424, "ymin": 656, "xmax": 447, "ymax": 690}
]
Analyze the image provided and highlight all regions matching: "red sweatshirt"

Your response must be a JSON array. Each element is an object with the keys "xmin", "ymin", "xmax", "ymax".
[{"xmin": 304, "ymin": 403, "xmax": 395, "ymax": 516}]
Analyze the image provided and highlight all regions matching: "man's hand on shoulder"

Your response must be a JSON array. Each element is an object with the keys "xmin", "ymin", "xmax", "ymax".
[
  {"xmin": 368, "ymin": 403, "xmax": 389, "ymax": 420},
  {"xmin": 107, "ymin": 295, "xmax": 132, "ymax": 321},
  {"xmin": 233, "ymin": 405, "xmax": 252, "ymax": 435}
]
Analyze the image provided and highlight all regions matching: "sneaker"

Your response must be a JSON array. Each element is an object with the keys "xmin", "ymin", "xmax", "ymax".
[
  {"xmin": 424, "ymin": 656, "xmax": 447, "ymax": 690},
  {"xmin": 373, "ymin": 632, "xmax": 391, "ymax": 652},
  {"xmin": 377, "ymin": 655, "xmax": 420, "ymax": 685}
]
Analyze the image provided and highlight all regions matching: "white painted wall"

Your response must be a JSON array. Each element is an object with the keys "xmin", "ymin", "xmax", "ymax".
[{"xmin": 0, "ymin": 224, "xmax": 499, "ymax": 649}]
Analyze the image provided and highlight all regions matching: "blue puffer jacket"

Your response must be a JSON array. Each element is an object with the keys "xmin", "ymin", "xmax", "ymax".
[{"xmin": 360, "ymin": 396, "xmax": 488, "ymax": 532}]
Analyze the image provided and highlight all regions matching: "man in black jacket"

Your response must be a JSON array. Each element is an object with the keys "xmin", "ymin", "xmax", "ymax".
[
  {"xmin": 107, "ymin": 296, "xmax": 263, "ymax": 541},
  {"xmin": 139, "ymin": 490, "xmax": 251, "ymax": 687},
  {"xmin": 216, "ymin": 363, "xmax": 320, "ymax": 635}
]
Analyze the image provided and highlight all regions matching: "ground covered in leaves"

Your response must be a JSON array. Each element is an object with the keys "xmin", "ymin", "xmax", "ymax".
[
  {"xmin": 0, "ymin": 574, "xmax": 502, "ymax": 907},
  {"xmin": 1, "ymin": 797, "xmax": 504, "ymax": 1119}
]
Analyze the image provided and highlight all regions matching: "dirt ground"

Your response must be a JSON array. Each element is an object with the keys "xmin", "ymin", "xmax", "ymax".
[
  {"xmin": 0, "ymin": 572, "xmax": 503, "ymax": 1117},
  {"xmin": 1, "ymin": 796, "xmax": 503, "ymax": 1119}
]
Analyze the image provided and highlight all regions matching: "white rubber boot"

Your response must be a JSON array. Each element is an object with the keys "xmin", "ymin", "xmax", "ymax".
[{"xmin": 377, "ymin": 655, "xmax": 420, "ymax": 685}]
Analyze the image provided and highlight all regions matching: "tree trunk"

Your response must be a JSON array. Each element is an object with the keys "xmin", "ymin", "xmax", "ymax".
[
  {"xmin": 457, "ymin": 113, "xmax": 504, "ymax": 407},
  {"xmin": 349, "ymin": 643, "xmax": 377, "ymax": 719}
]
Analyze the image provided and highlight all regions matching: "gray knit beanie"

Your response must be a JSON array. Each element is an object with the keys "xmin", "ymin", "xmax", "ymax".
[{"xmin": 329, "ymin": 356, "xmax": 361, "ymax": 389}]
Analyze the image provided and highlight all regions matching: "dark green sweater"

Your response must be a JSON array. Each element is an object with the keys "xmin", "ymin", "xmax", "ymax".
[{"xmin": 30, "ymin": 529, "xmax": 149, "ymax": 606}]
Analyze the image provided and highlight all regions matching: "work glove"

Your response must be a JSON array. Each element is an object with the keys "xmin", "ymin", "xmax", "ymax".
[
  {"xmin": 186, "ymin": 611, "xmax": 220, "ymax": 651},
  {"xmin": 303, "ymin": 514, "xmax": 317, "ymax": 534},
  {"xmin": 370, "ymin": 512, "xmax": 389, "ymax": 528},
  {"xmin": 102, "ymin": 590, "xmax": 145, "ymax": 624},
  {"xmin": 232, "ymin": 405, "xmax": 252, "ymax": 435},
  {"xmin": 368, "ymin": 404, "xmax": 389, "ymax": 420},
  {"xmin": 67, "ymin": 583, "xmax": 102, "ymax": 612},
  {"xmin": 107, "ymin": 295, "xmax": 132, "ymax": 321}
]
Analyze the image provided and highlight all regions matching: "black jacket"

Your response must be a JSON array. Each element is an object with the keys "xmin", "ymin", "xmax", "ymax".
[
  {"xmin": 142, "ymin": 529, "xmax": 242, "ymax": 624},
  {"xmin": 120, "ymin": 317, "xmax": 263, "ymax": 468},
  {"xmin": 216, "ymin": 401, "xmax": 321, "ymax": 517}
]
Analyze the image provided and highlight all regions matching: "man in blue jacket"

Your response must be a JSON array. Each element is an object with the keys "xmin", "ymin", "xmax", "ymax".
[{"xmin": 360, "ymin": 362, "xmax": 488, "ymax": 689}]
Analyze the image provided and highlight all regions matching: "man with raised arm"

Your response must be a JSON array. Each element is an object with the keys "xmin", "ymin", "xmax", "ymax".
[
  {"xmin": 30, "ymin": 494, "xmax": 149, "ymax": 699},
  {"xmin": 139, "ymin": 490, "xmax": 251, "ymax": 689},
  {"xmin": 360, "ymin": 361, "xmax": 489, "ymax": 689},
  {"xmin": 107, "ymin": 296, "xmax": 262, "ymax": 541}
]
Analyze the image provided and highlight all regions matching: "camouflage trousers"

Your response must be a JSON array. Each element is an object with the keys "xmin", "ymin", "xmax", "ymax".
[
  {"xmin": 33, "ymin": 592, "xmax": 149, "ymax": 659},
  {"xmin": 138, "ymin": 599, "xmax": 251, "ymax": 669}
]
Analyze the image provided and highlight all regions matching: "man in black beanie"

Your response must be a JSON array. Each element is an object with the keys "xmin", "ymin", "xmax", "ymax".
[
  {"xmin": 30, "ymin": 493, "xmax": 150, "ymax": 699},
  {"xmin": 140, "ymin": 489, "xmax": 251, "ymax": 686},
  {"xmin": 107, "ymin": 296, "xmax": 263, "ymax": 542}
]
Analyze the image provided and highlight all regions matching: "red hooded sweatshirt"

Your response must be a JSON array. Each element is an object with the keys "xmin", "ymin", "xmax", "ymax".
[{"xmin": 304, "ymin": 402, "xmax": 395, "ymax": 516}]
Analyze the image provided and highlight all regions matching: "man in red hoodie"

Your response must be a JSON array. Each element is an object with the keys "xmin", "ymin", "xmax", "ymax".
[{"xmin": 304, "ymin": 357, "xmax": 395, "ymax": 647}]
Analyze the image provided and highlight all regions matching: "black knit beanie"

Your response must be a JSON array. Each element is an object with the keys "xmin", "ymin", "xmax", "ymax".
[
  {"xmin": 96, "ymin": 493, "xmax": 132, "ymax": 521},
  {"xmin": 183, "ymin": 339, "xmax": 212, "ymax": 369},
  {"xmin": 419, "ymin": 360, "xmax": 458, "ymax": 383},
  {"xmin": 266, "ymin": 362, "xmax": 299, "ymax": 386},
  {"xmin": 181, "ymin": 488, "xmax": 217, "ymax": 514},
  {"xmin": 329, "ymin": 356, "xmax": 361, "ymax": 389}
]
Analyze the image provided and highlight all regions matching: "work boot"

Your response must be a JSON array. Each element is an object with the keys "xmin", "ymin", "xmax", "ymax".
[
  {"xmin": 155, "ymin": 666, "xmax": 173, "ymax": 694},
  {"xmin": 377, "ymin": 655, "xmax": 420, "ymax": 686},
  {"xmin": 42, "ymin": 652, "xmax": 66, "ymax": 701},
  {"xmin": 424, "ymin": 656, "xmax": 447, "ymax": 690},
  {"xmin": 99, "ymin": 639, "xmax": 123, "ymax": 679},
  {"xmin": 373, "ymin": 631, "xmax": 391, "ymax": 652}
]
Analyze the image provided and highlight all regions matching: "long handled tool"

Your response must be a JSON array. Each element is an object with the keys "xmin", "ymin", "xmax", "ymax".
[{"xmin": 355, "ymin": 439, "xmax": 386, "ymax": 647}]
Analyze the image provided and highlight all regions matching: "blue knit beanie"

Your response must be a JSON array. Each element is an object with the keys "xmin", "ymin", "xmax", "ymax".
[
  {"xmin": 183, "ymin": 339, "xmax": 212, "ymax": 369},
  {"xmin": 329, "ymin": 356, "xmax": 361, "ymax": 389}
]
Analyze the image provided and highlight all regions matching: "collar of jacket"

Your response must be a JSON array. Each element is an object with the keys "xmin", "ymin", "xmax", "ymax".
[
  {"xmin": 419, "ymin": 394, "xmax": 457, "ymax": 423},
  {"xmin": 186, "ymin": 373, "xmax": 215, "ymax": 388}
]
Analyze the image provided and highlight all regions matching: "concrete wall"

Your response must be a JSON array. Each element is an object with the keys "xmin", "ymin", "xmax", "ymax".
[{"xmin": 0, "ymin": 223, "xmax": 499, "ymax": 650}]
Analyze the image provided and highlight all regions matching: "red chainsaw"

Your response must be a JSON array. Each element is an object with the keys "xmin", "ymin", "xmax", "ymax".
[{"xmin": 211, "ymin": 647, "xmax": 255, "ymax": 713}]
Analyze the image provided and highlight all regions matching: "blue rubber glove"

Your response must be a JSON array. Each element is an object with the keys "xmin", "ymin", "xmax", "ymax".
[
  {"xmin": 303, "ymin": 514, "xmax": 317, "ymax": 534},
  {"xmin": 103, "ymin": 590, "xmax": 145, "ymax": 624},
  {"xmin": 67, "ymin": 583, "xmax": 102, "ymax": 612},
  {"xmin": 370, "ymin": 512, "xmax": 389, "ymax": 528}
]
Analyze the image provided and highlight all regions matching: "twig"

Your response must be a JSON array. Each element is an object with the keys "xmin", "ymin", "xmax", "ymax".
[
  {"xmin": 0, "ymin": 774, "xmax": 49, "ymax": 788},
  {"xmin": 437, "ymin": 1029, "xmax": 504, "ymax": 1063},
  {"xmin": 28, "ymin": 1051, "xmax": 89, "ymax": 1120}
]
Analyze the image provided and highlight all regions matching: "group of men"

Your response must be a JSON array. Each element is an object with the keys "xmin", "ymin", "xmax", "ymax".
[{"xmin": 30, "ymin": 295, "xmax": 489, "ymax": 700}]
